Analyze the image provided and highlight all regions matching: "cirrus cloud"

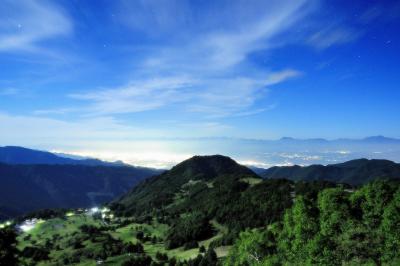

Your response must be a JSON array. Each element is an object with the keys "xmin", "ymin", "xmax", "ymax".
[{"xmin": 0, "ymin": 0, "xmax": 72, "ymax": 52}]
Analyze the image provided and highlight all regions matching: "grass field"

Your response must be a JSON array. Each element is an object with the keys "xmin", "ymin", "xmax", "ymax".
[
  {"xmin": 16, "ymin": 213, "xmax": 230, "ymax": 265},
  {"xmin": 240, "ymin": 177, "xmax": 263, "ymax": 186},
  {"xmin": 17, "ymin": 215, "xmax": 106, "ymax": 265}
]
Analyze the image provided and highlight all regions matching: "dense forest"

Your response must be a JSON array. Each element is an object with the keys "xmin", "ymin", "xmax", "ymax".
[{"xmin": 225, "ymin": 180, "xmax": 400, "ymax": 265}]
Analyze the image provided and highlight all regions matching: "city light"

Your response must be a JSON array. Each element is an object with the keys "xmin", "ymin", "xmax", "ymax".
[
  {"xmin": 18, "ymin": 219, "xmax": 44, "ymax": 232},
  {"xmin": 66, "ymin": 212, "xmax": 75, "ymax": 217},
  {"xmin": 0, "ymin": 221, "xmax": 12, "ymax": 229},
  {"xmin": 90, "ymin": 207, "xmax": 99, "ymax": 214}
]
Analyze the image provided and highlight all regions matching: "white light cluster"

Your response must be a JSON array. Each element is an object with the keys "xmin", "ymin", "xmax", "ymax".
[
  {"xmin": 66, "ymin": 212, "xmax": 75, "ymax": 217},
  {"xmin": 101, "ymin": 207, "xmax": 110, "ymax": 213},
  {"xmin": 0, "ymin": 221, "xmax": 12, "ymax": 228},
  {"xmin": 19, "ymin": 219, "xmax": 38, "ymax": 232},
  {"xmin": 100, "ymin": 207, "xmax": 114, "ymax": 220},
  {"xmin": 86, "ymin": 206, "xmax": 114, "ymax": 220},
  {"xmin": 20, "ymin": 223, "xmax": 35, "ymax": 232},
  {"xmin": 90, "ymin": 207, "xmax": 99, "ymax": 213}
]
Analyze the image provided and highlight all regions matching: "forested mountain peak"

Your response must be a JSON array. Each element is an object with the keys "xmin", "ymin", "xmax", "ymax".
[
  {"xmin": 113, "ymin": 155, "xmax": 260, "ymax": 216},
  {"xmin": 167, "ymin": 155, "xmax": 257, "ymax": 181}
]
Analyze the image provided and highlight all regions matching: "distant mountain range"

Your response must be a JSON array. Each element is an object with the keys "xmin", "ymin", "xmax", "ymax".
[
  {"xmin": 276, "ymin": 135, "xmax": 400, "ymax": 143},
  {"xmin": 171, "ymin": 135, "xmax": 400, "ymax": 144},
  {"xmin": 261, "ymin": 158, "xmax": 400, "ymax": 185},
  {"xmin": 139, "ymin": 136, "xmax": 400, "ymax": 168},
  {"xmin": 228, "ymin": 135, "xmax": 400, "ymax": 149},
  {"xmin": 0, "ymin": 146, "xmax": 162, "ymax": 220},
  {"xmin": 0, "ymin": 146, "xmax": 129, "ymax": 167}
]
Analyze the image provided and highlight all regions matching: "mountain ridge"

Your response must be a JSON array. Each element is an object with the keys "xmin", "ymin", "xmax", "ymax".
[
  {"xmin": 0, "ymin": 146, "xmax": 134, "ymax": 167},
  {"xmin": 261, "ymin": 158, "xmax": 400, "ymax": 185},
  {"xmin": 0, "ymin": 162, "xmax": 161, "ymax": 220}
]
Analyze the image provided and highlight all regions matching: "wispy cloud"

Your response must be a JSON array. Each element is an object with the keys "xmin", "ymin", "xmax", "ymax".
[
  {"xmin": 69, "ymin": 69, "xmax": 300, "ymax": 118},
  {"xmin": 0, "ymin": 0, "xmax": 72, "ymax": 52},
  {"xmin": 265, "ymin": 69, "xmax": 302, "ymax": 84},
  {"xmin": 69, "ymin": 76, "xmax": 195, "ymax": 115},
  {"xmin": 67, "ymin": 1, "xmax": 308, "ymax": 118},
  {"xmin": 308, "ymin": 26, "xmax": 360, "ymax": 50},
  {"xmin": 33, "ymin": 108, "xmax": 79, "ymax": 116},
  {"xmin": 0, "ymin": 112, "xmax": 163, "ymax": 144}
]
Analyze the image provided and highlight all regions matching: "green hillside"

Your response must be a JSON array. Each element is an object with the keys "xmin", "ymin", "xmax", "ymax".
[{"xmin": 113, "ymin": 155, "xmax": 259, "ymax": 215}]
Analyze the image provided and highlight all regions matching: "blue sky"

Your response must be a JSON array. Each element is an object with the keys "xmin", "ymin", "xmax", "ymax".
[{"xmin": 0, "ymin": 0, "xmax": 400, "ymax": 167}]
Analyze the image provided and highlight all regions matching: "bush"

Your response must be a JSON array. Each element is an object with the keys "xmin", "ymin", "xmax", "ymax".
[
  {"xmin": 136, "ymin": 231, "xmax": 144, "ymax": 240},
  {"xmin": 21, "ymin": 246, "xmax": 50, "ymax": 262},
  {"xmin": 0, "ymin": 228, "xmax": 19, "ymax": 265},
  {"xmin": 184, "ymin": 241, "xmax": 199, "ymax": 250},
  {"xmin": 166, "ymin": 212, "xmax": 214, "ymax": 249},
  {"xmin": 122, "ymin": 255, "xmax": 153, "ymax": 266},
  {"xmin": 155, "ymin": 251, "xmax": 168, "ymax": 261},
  {"xmin": 199, "ymin": 245, "xmax": 206, "ymax": 253},
  {"xmin": 123, "ymin": 242, "xmax": 144, "ymax": 254}
]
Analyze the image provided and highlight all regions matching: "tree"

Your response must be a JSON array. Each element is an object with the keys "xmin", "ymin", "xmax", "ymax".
[
  {"xmin": 223, "ymin": 181, "xmax": 400, "ymax": 265},
  {"xmin": 199, "ymin": 245, "xmax": 206, "ymax": 253},
  {"xmin": 0, "ymin": 228, "xmax": 19, "ymax": 266},
  {"xmin": 136, "ymin": 231, "xmax": 144, "ymax": 241},
  {"xmin": 224, "ymin": 229, "xmax": 270, "ymax": 266},
  {"xmin": 278, "ymin": 196, "xmax": 318, "ymax": 263},
  {"xmin": 200, "ymin": 248, "xmax": 217, "ymax": 266},
  {"xmin": 166, "ymin": 212, "xmax": 213, "ymax": 249},
  {"xmin": 351, "ymin": 181, "xmax": 396, "ymax": 229},
  {"xmin": 122, "ymin": 255, "xmax": 153, "ymax": 266},
  {"xmin": 21, "ymin": 246, "xmax": 50, "ymax": 262},
  {"xmin": 381, "ymin": 187, "xmax": 400, "ymax": 263}
]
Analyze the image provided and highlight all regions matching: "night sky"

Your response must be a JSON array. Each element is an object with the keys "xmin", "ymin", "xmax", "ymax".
[{"xmin": 1, "ymin": 0, "xmax": 399, "ymax": 167}]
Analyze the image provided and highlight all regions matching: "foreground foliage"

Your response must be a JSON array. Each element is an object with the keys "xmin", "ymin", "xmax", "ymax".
[
  {"xmin": 0, "ymin": 227, "xmax": 19, "ymax": 265},
  {"xmin": 225, "ymin": 180, "xmax": 400, "ymax": 265}
]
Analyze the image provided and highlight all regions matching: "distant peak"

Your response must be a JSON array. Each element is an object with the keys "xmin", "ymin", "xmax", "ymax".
[
  {"xmin": 189, "ymin": 154, "xmax": 235, "ymax": 161},
  {"xmin": 280, "ymin": 137, "xmax": 296, "ymax": 141},
  {"xmin": 175, "ymin": 154, "xmax": 239, "ymax": 169},
  {"xmin": 169, "ymin": 154, "xmax": 257, "ymax": 180},
  {"xmin": 364, "ymin": 135, "xmax": 389, "ymax": 140}
]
